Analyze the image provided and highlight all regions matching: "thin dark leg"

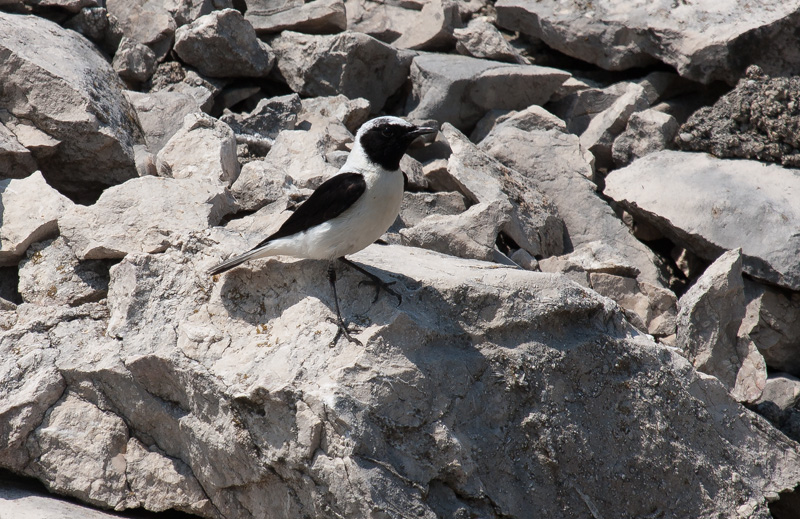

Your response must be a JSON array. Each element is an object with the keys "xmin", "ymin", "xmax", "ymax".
[
  {"xmin": 328, "ymin": 262, "xmax": 361, "ymax": 346},
  {"xmin": 339, "ymin": 257, "xmax": 402, "ymax": 305}
]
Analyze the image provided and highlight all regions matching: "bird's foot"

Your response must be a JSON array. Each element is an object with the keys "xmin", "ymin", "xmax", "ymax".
[
  {"xmin": 327, "ymin": 317, "xmax": 362, "ymax": 347},
  {"xmin": 359, "ymin": 278, "xmax": 402, "ymax": 305}
]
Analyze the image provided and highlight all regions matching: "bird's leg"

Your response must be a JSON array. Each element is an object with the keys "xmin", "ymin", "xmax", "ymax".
[
  {"xmin": 327, "ymin": 261, "xmax": 362, "ymax": 346},
  {"xmin": 339, "ymin": 257, "xmax": 402, "ymax": 305}
]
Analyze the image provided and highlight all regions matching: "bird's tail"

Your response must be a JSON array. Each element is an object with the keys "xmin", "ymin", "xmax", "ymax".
[{"xmin": 208, "ymin": 245, "xmax": 274, "ymax": 276}]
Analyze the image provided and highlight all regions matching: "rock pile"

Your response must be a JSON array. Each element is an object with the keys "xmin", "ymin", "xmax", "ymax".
[{"xmin": 2, "ymin": 1, "xmax": 800, "ymax": 518}]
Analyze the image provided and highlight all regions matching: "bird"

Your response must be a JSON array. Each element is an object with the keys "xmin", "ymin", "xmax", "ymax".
[{"xmin": 209, "ymin": 116, "xmax": 436, "ymax": 344}]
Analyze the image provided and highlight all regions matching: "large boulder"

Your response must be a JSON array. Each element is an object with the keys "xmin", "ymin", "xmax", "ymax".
[
  {"xmin": 604, "ymin": 150, "xmax": 800, "ymax": 291},
  {"xmin": 0, "ymin": 13, "xmax": 143, "ymax": 201},
  {"xmin": 495, "ymin": 0, "xmax": 800, "ymax": 84},
  {"xmin": 244, "ymin": 0, "xmax": 347, "ymax": 35}
]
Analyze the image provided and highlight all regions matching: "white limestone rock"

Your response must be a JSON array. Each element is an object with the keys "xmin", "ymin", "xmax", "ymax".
[
  {"xmin": 126, "ymin": 89, "xmax": 202, "ymax": 154},
  {"xmin": 612, "ymin": 108, "xmax": 679, "ymax": 167},
  {"xmin": 245, "ymin": 0, "xmax": 346, "ymax": 34}
]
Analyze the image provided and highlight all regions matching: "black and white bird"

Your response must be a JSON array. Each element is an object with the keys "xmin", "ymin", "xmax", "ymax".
[{"xmin": 209, "ymin": 116, "xmax": 435, "ymax": 344}]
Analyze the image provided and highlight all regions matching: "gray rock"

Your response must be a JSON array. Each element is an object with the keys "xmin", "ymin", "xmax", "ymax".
[
  {"xmin": 21, "ymin": 0, "xmax": 98, "ymax": 13},
  {"xmin": 111, "ymin": 37, "xmax": 157, "ymax": 84},
  {"xmin": 546, "ymin": 80, "xmax": 634, "ymax": 135},
  {"xmin": 267, "ymin": 30, "xmax": 412, "ymax": 111},
  {"xmin": 64, "ymin": 7, "xmax": 110, "ymax": 42},
  {"xmin": 163, "ymin": 0, "xmax": 233, "ymax": 26},
  {"xmin": 174, "ymin": 9, "xmax": 275, "ymax": 78},
  {"xmin": 126, "ymin": 89, "xmax": 202, "ymax": 154},
  {"xmin": 59, "ymin": 177, "xmax": 235, "ymax": 259},
  {"xmin": 344, "ymin": 0, "xmax": 418, "ymax": 42},
  {"xmin": 677, "ymin": 249, "xmax": 767, "ymax": 403},
  {"xmin": 480, "ymin": 122, "xmax": 667, "ymax": 288},
  {"xmin": 2, "ymin": 241, "xmax": 798, "ymax": 517},
  {"xmin": 229, "ymin": 160, "xmax": 297, "ymax": 212},
  {"xmin": 0, "ymin": 172, "xmax": 75, "ymax": 267},
  {"xmin": 753, "ymin": 373, "xmax": 800, "ymax": 424},
  {"xmin": 604, "ymin": 150, "xmax": 800, "ymax": 291},
  {"xmin": 18, "ymin": 238, "xmax": 109, "ymax": 307},
  {"xmin": 742, "ymin": 280, "xmax": 800, "ymax": 377},
  {"xmin": 612, "ymin": 108, "xmax": 679, "ymax": 167},
  {"xmin": 299, "ymin": 95, "xmax": 371, "ymax": 134},
  {"xmin": 245, "ymin": 0, "xmax": 346, "ymax": 34},
  {"xmin": 255, "ymin": 127, "xmax": 342, "ymax": 188},
  {"xmin": 0, "ymin": 113, "xmax": 60, "ymax": 165},
  {"xmin": 392, "ymin": 191, "xmax": 468, "ymax": 231},
  {"xmin": 149, "ymin": 61, "xmax": 224, "ymax": 112},
  {"xmin": 391, "ymin": 0, "xmax": 461, "ymax": 50},
  {"xmin": 106, "ymin": 0, "xmax": 177, "ymax": 60},
  {"xmin": 156, "ymin": 113, "xmax": 239, "ymax": 185},
  {"xmin": 220, "ymin": 94, "xmax": 302, "ymax": 155},
  {"xmin": 0, "ymin": 13, "xmax": 143, "ymax": 200},
  {"xmin": 496, "ymin": 0, "xmax": 800, "ymax": 84},
  {"xmin": 0, "ymin": 122, "xmax": 37, "ymax": 179},
  {"xmin": 454, "ymin": 17, "xmax": 528, "ymax": 64},
  {"xmin": 678, "ymin": 66, "xmax": 800, "ymax": 167},
  {"xmin": 406, "ymin": 53, "xmax": 570, "ymax": 131},
  {"xmin": 471, "ymin": 105, "xmax": 566, "ymax": 143}
]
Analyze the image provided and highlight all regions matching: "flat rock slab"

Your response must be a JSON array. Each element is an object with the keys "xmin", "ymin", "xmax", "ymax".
[
  {"xmin": 0, "ymin": 13, "xmax": 142, "ymax": 200},
  {"xmin": 245, "ymin": 0, "xmax": 346, "ymax": 34},
  {"xmin": 496, "ymin": 0, "xmax": 800, "ymax": 84},
  {"xmin": 604, "ymin": 150, "xmax": 800, "ymax": 291},
  {"xmin": 406, "ymin": 53, "xmax": 570, "ymax": 131}
]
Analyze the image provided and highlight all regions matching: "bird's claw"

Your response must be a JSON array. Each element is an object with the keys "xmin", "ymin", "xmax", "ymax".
[
  {"xmin": 358, "ymin": 278, "xmax": 402, "ymax": 305},
  {"xmin": 327, "ymin": 317, "xmax": 362, "ymax": 347}
]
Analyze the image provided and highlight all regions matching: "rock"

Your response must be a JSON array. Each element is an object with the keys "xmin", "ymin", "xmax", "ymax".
[
  {"xmin": 440, "ymin": 124, "xmax": 565, "ymax": 259},
  {"xmin": 2, "ymin": 241, "xmax": 796, "ymax": 518},
  {"xmin": 391, "ymin": 0, "xmax": 461, "ymax": 51},
  {"xmin": 471, "ymin": 105, "xmax": 566, "ymax": 143},
  {"xmin": 64, "ymin": 7, "xmax": 110, "ymax": 42},
  {"xmin": 604, "ymin": 150, "xmax": 800, "ymax": 291},
  {"xmin": 741, "ymin": 280, "xmax": 800, "ymax": 377},
  {"xmin": 59, "ymin": 177, "xmax": 235, "ymax": 260},
  {"xmin": 391, "ymin": 191, "xmax": 468, "ymax": 231},
  {"xmin": 612, "ymin": 109, "xmax": 679, "ymax": 167},
  {"xmin": 220, "ymin": 94, "xmax": 302, "ymax": 156},
  {"xmin": 0, "ymin": 122, "xmax": 37, "ymax": 179},
  {"xmin": 156, "ymin": 113, "xmax": 239, "ymax": 185},
  {"xmin": 21, "ymin": 0, "xmax": 98, "ymax": 13},
  {"xmin": 18, "ymin": 238, "xmax": 110, "ymax": 307},
  {"xmin": 495, "ymin": 0, "xmax": 800, "ymax": 84},
  {"xmin": 0, "ymin": 112, "xmax": 60, "ymax": 163},
  {"xmin": 106, "ymin": 0, "xmax": 177, "ymax": 60},
  {"xmin": 149, "ymin": 61, "xmax": 224, "ymax": 112},
  {"xmin": 0, "ymin": 13, "xmax": 143, "ymax": 201},
  {"xmin": 245, "ymin": 0, "xmax": 346, "ymax": 35},
  {"xmin": 267, "ymin": 30, "xmax": 412, "ymax": 112},
  {"xmin": 0, "ymin": 172, "xmax": 75, "ymax": 267},
  {"xmin": 344, "ymin": 0, "xmax": 418, "ymax": 42},
  {"xmin": 299, "ymin": 95, "xmax": 371, "ymax": 134},
  {"xmin": 111, "ymin": 37, "xmax": 157, "ymax": 84},
  {"xmin": 752, "ymin": 373, "xmax": 800, "ymax": 425},
  {"xmin": 480, "ymin": 121, "xmax": 667, "ymax": 288},
  {"xmin": 163, "ymin": 0, "xmax": 233, "ymax": 26},
  {"xmin": 173, "ymin": 9, "xmax": 275, "ymax": 78},
  {"xmin": 406, "ymin": 53, "xmax": 570, "ymax": 131},
  {"xmin": 454, "ymin": 17, "xmax": 528, "ymax": 64},
  {"xmin": 229, "ymin": 160, "xmax": 297, "ymax": 212},
  {"xmin": 678, "ymin": 66, "xmax": 800, "ymax": 167},
  {"xmin": 126, "ymin": 89, "xmax": 202, "ymax": 154},
  {"xmin": 677, "ymin": 249, "xmax": 767, "ymax": 403},
  {"xmin": 546, "ymin": 80, "xmax": 634, "ymax": 135}
]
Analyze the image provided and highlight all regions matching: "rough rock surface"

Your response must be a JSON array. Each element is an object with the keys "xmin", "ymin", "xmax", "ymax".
[
  {"xmin": 605, "ymin": 150, "xmax": 800, "ymax": 291},
  {"xmin": 676, "ymin": 249, "xmax": 767, "ymax": 403},
  {"xmin": 106, "ymin": 0, "xmax": 177, "ymax": 60},
  {"xmin": 496, "ymin": 0, "xmax": 800, "ymax": 84},
  {"xmin": 454, "ymin": 17, "xmax": 527, "ymax": 64},
  {"xmin": 678, "ymin": 66, "xmax": 800, "ymax": 167},
  {"xmin": 612, "ymin": 108, "xmax": 678, "ymax": 167},
  {"xmin": 390, "ymin": 0, "xmax": 461, "ymax": 51},
  {"xmin": 0, "ymin": 13, "xmax": 143, "ymax": 200},
  {"xmin": 742, "ymin": 280, "xmax": 800, "ymax": 378},
  {"xmin": 0, "ymin": 173, "xmax": 75, "ymax": 267},
  {"xmin": 405, "ymin": 53, "xmax": 570, "ymax": 131},
  {"xmin": 173, "ymin": 9, "xmax": 275, "ymax": 78},
  {"xmin": 126, "ymin": 89, "xmax": 202, "ymax": 154},
  {"xmin": 245, "ymin": 0, "xmax": 347, "ymax": 35},
  {"xmin": 267, "ymin": 31, "xmax": 412, "ymax": 111}
]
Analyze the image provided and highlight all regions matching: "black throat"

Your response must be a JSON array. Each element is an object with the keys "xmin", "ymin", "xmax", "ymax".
[{"xmin": 359, "ymin": 131, "xmax": 412, "ymax": 171}]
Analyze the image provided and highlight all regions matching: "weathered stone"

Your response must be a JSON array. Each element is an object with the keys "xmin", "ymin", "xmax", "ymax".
[
  {"xmin": 742, "ymin": 280, "xmax": 800, "ymax": 377},
  {"xmin": 470, "ymin": 105, "xmax": 565, "ymax": 143},
  {"xmin": 255, "ymin": 126, "xmax": 346, "ymax": 189},
  {"xmin": 677, "ymin": 249, "xmax": 767, "ymax": 403},
  {"xmin": 678, "ymin": 66, "xmax": 800, "ymax": 167},
  {"xmin": 163, "ymin": 0, "xmax": 233, "ymax": 26},
  {"xmin": 391, "ymin": 191, "xmax": 468, "ymax": 232},
  {"xmin": 496, "ymin": 0, "xmax": 800, "ymax": 84},
  {"xmin": 299, "ymin": 95, "xmax": 371, "ymax": 134},
  {"xmin": 64, "ymin": 7, "xmax": 110, "ymax": 42},
  {"xmin": 480, "ymin": 121, "xmax": 667, "ymax": 287},
  {"xmin": 149, "ymin": 61, "xmax": 224, "ymax": 112},
  {"xmin": 156, "ymin": 113, "xmax": 239, "ymax": 185},
  {"xmin": 0, "ymin": 112, "xmax": 60, "ymax": 163},
  {"xmin": 0, "ymin": 122, "xmax": 37, "ymax": 179},
  {"xmin": 0, "ymin": 172, "xmax": 75, "ymax": 267},
  {"xmin": 126, "ymin": 89, "xmax": 202, "ymax": 154},
  {"xmin": 229, "ymin": 160, "xmax": 297, "ymax": 212},
  {"xmin": 245, "ymin": 0, "xmax": 346, "ymax": 34},
  {"xmin": 391, "ymin": 0, "xmax": 461, "ymax": 50},
  {"xmin": 106, "ymin": 0, "xmax": 177, "ymax": 60},
  {"xmin": 589, "ymin": 273, "xmax": 677, "ymax": 337},
  {"xmin": 111, "ymin": 37, "xmax": 157, "ymax": 84},
  {"xmin": 454, "ymin": 17, "xmax": 527, "ymax": 64},
  {"xmin": 752, "ymin": 373, "xmax": 800, "ymax": 426},
  {"xmin": 267, "ymin": 30, "xmax": 412, "ymax": 111},
  {"xmin": 0, "ymin": 13, "xmax": 143, "ymax": 201},
  {"xmin": 59, "ymin": 177, "xmax": 235, "ymax": 260},
  {"xmin": 18, "ymin": 238, "xmax": 110, "ymax": 307},
  {"xmin": 406, "ymin": 53, "xmax": 570, "ymax": 131},
  {"xmin": 174, "ymin": 9, "xmax": 275, "ymax": 78},
  {"xmin": 344, "ymin": 0, "xmax": 418, "ymax": 42},
  {"xmin": 220, "ymin": 94, "xmax": 302, "ymax": 156},
  {"xmin": 441, "ymin": 124, "xmax": 564, "ymax": 259},
  {"xmin": 22, "ymin": 0, "xmax": 97, "ymax": 13},
  {"xmin": 612, "ymin": 108, "xmax": 679, "ymax": 167},
  {"xmin": 604, "ymin": 150, "xmax": 800, "ymax": 291}
]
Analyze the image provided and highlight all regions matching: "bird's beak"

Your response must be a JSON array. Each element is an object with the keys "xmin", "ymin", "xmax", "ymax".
[{"xmin": 408, "ymin": 126, "xmax": 437, "ymax": 140}]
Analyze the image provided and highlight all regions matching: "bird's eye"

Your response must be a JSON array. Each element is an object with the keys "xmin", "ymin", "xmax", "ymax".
[{"xmin": 381, "ymin": 127, "xmax": 393, "ymax": 138}]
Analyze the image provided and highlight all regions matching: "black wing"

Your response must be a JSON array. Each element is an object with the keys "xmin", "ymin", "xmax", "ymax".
[{"xmin": 254, "ymin": 172, "xmax": 366, "ymax": 248}]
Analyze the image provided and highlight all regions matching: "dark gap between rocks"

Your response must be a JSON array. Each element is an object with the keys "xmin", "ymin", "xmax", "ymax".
[
  {"xmin": 0, "ymin": 266, "xmax": 23, "ymax": 305},
  {"xmin": 769, "ymin": 484, "xmax": 800, "ymax": 519}
]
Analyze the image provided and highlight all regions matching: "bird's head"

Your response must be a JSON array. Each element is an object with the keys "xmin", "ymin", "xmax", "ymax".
[{"xmin": 351, "ymin": 116, "xmax": 436, "ymax": 171}]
